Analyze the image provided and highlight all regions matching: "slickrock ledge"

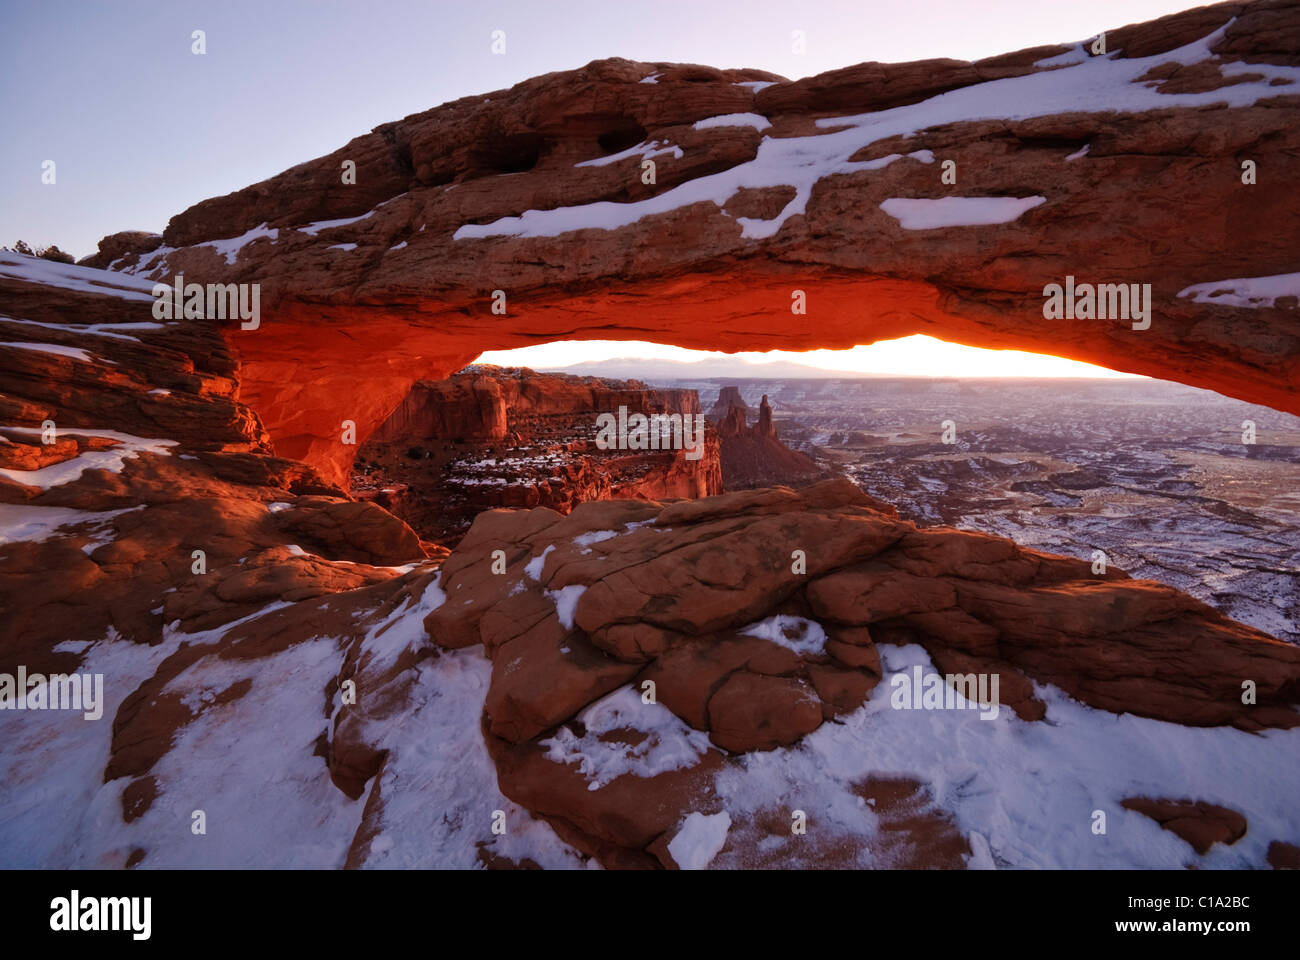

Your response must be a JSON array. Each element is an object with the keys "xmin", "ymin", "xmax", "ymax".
[{"xmin": 425, "ymin": 477, "xmax": 1300, "ymax": 864}]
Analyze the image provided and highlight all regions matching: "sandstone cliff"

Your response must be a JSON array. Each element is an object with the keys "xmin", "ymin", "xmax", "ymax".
[
  {"xmin": 354, "ymin": 365, "xmax": 723, "ymax": 544},
  {"xmin": 714, "ymin": 391, "xmax": 826, "ymax": 489}
]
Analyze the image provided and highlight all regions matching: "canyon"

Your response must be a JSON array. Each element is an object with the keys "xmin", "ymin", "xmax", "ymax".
[
  {"xmin": 662, "ymin": 375, "xmax": 1300, "ymax": 644},
  {"xmin": 352, "ymin": 365, "xmax": 722, "ymax": 545}
]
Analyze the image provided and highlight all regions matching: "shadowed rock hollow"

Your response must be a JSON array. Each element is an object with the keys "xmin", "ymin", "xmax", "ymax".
[{"xmin": 90, "ymin": 0, "xmax": 1300, "ymax": 488}]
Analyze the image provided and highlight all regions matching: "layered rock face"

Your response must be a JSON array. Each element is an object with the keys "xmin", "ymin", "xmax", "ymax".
[
  {"xmin": 0, "ymin": 256, "xmax": 486, "ymax": 869},
  {"xmin": 714, "ymin": 391, "xmax": 825, "ymax": 489},
  {"xmin": 93, "ymin": 0, "xmax": 1300, "ymax": 488},
  {"xmin": 0, "ymin": 253, "xmax": 429, "ymax": 664},
  {"xmin": 353, "ymin": 365, "xmax": 722, "ymax": 544},
  {"xmin": 366, "ymin": 365, "xmax": 703, "ymax": 448}
]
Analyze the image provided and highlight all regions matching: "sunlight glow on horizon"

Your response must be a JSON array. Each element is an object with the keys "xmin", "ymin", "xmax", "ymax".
[{"xmin": 475, "ymin": 334, "xmax": 1146, "ymax": 379}]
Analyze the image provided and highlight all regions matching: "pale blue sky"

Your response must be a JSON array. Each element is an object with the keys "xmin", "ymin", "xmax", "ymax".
[{"xmin": 4, "ymin": 0, "xmax": 1200, "ymax": 258}]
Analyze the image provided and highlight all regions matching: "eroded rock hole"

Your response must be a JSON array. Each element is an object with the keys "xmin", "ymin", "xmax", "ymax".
[
  {"xmin": 596, "ymin": 119, "xmax": 649, "ymax": 156},
  {"xmin": 470, "ymin": 132, "xmax": 546, "ymax": 175}
]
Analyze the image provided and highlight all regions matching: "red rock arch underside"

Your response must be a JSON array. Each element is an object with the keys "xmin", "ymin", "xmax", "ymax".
[{"xmin": 95, "ymin": 0, "xmax": 1300, "ymax": 489}]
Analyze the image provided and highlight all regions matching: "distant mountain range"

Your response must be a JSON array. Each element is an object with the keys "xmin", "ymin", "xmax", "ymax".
[{"xmin": 537, "ymin": 356, "xmax": 874, "ymax": 381}]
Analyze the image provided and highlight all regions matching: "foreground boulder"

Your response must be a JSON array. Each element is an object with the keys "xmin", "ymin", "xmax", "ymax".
[
  {"xmin": 1121, "ymin": 797, "xmax": 1248, "ymax": 854},
  {"xmin": 425, "ymin": 476, "xmax": 1300, "ymax": 864}
]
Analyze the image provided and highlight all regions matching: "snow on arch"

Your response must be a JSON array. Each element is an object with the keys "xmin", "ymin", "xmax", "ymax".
[
  {"xmin": 879, "ymin": 195, "xmax": 1046, "ymax": 229},
  {"xmin": 453, "ymin": 20, "xmax": 1300, "ymax": 246},
  {"xmin": 692, "ymin": 112, "xmax": 771, "ymax": 132},
  {"xmin": 1177, "ymin": 272, "xmax": 1300, "ymax": 309}
]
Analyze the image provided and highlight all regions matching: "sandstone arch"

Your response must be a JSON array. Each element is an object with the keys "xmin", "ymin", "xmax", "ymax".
[{"xmin": 94, "ymin": 0, "xmax": 1300, "ymax": 488}]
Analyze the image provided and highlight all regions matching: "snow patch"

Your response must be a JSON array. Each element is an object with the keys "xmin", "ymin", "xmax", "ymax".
[
  {"xmin": 1177, "ymin": 272, "xmax": 1300, "ymax": 309},
  {"xmin": 0, "ymin": 427, "xmax": 177, "ymax": 491},
  {"xmin": 524, "ymin": 544, "xmax": 556, "ymax": 581},
  {"xmin": 668, "ymin": 811, "xmax": 732, "ymax": 869},
  {"xmin": 356, "ymin": 644, "xmax": 584, "ymax": 869},
  {"xmin": 547, "ymin": 584, "xmax": 587, "ymax": 630},
  {"xmin": 0, "ymin": 253, "xmax": 158, "ymax": 302},
  {"xmin": 740, "ymin": 615, "xmax": 827, "ymax": 656},
  {"xmin": 576, "ymin": 140, "xmax": 683, "ymax": 168},
  {"xmin": 693, "ymin": 112, "xmax": 771, "ymax": 132},
  {"xmin": 879, "ymin": 195, "xmax": 1046, "ymax": 229},
  {"xmin": 53, "ymin": 639, "xmax": 95, "ymax": 654},
  {"xmin": 199, "ymin": 222, "xmax": 278, "ymax": 265},
  {"xmin": 0, "ymin": 341, "xmax": 113, "ymax": 365},
  {"xmin": 0, "ymin": 504, "xmax": 143, "ymax": 546},
  {"xmin": 0, "ymin": 316, "xmax": 167, "ymax": 342},
  {"xmin": 711, "ymin": 643, "xmax": 1300, "ymax": 868},
  {"xmin": 541, "ymin": 686, "xmax": 714, "ymax": 790},
  {"xmin": 298, "ymin": 211, "xmax": 375, "ymax": 236},
  {"xmin": 1034, "ymin": 44, "xmax": 1089, "ymax": 68}
]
